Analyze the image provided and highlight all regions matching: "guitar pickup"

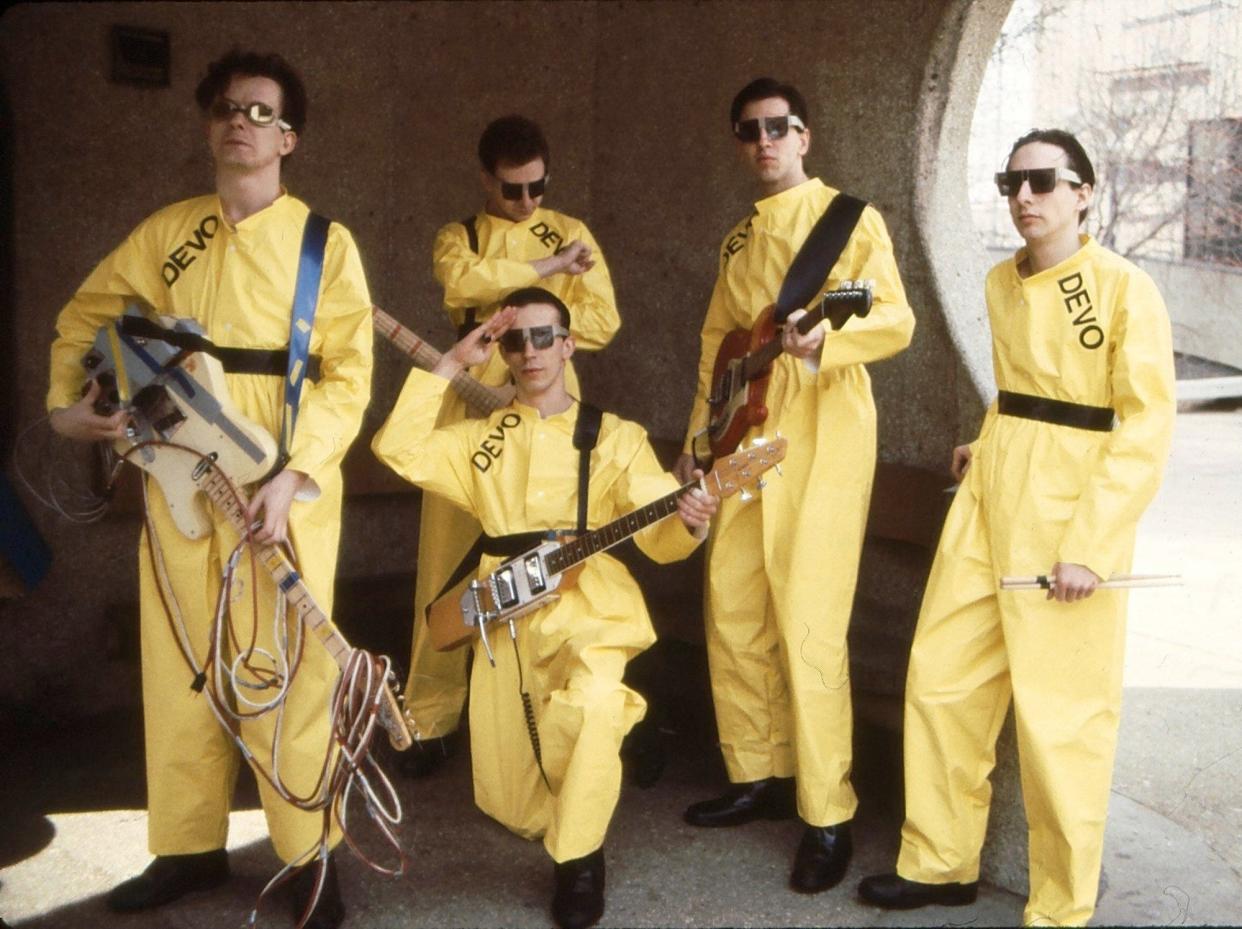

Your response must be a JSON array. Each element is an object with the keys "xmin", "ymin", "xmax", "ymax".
[
  {"xmin": 524, "ymin": 554, "xmax": 547, "ymax": 594},
  {"xmin": 493, "ymin": 565, "xmax": 520, "ymax": 609}
]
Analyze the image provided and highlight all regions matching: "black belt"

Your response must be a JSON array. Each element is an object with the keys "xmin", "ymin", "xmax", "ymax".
[
  {"xmin": 998, "ymin": 390, "xmax": 1114, "ymax": 432},
  {"xmin": 480, "ymin": 529, "xmax": 568, "ymax": 558},
  {"xmin": 119, "ymin": 315, "xmax": 322, "ymax": 381}
]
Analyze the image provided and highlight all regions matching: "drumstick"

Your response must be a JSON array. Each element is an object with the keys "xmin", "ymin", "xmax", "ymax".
[{"xmin": 1000, "ymin": 573, "xmax": 1182, "ymax": 591}]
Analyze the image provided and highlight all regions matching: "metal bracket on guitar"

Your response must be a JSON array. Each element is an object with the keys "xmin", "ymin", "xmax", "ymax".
[{"xmin": 464, "ymin": 579, "xmax": 500, "ymax": 666}]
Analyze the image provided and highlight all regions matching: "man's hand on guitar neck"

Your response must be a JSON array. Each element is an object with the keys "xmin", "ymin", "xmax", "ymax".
[
  {"xmin": 781, "ymin": 309, "xmax": 825, "ymax": 362},
  {"xmin": 247, "ymin": 469, "xmax": 309, "ymax": 545},
  {"xmin": 50, "ymin": 380, "xmax": 129, "ymax": 442},
  {"xmin": 677, "ymin": 470, "xmax": 719, "ymax": 540}
]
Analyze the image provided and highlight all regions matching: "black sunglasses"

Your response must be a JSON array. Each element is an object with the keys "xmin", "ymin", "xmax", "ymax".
[
  {"xmin": 733, "ymin": 114, "xmax": 806, "ymax": 143},
  {"xmin": 497, "ymin": 176, "xmax": 549, "ymax": 201},
  {"xmin": 209, "ymin": 98, "xmax": 292, "ymax": 131},
  {"xmin": 498, "ymin": 325, "xmax": 569, "ymax": 353},
  {"xmin": 994, "ymin": 167, "xmax": 1083, "ymax": 197}
]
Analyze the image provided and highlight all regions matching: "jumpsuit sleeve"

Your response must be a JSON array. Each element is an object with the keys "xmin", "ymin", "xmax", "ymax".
[
  {"xmin": 681, "ymin": 267, "xmax": 734, "ymax": 455},
  {"xmin": 371, "ymin": 367, "xmax": 479, "ymax": 516},
  {"xmin": 284, "ymin": 225, "xmax": 374, "ymax": 487},
  {"xmin": 559, "ymin": 220, "xmax": 621, "ymax": 351},
  {"xmin": 432, "ymin": 220, "xmax": 541, "ymax": 314},
  {"xmin": 47, "ymin": 221, "xmax": 170, "ymax": 412},
  {"xmin": 1057, "ymin": 271, "xmax": 1176, "ymax": 578},
  {"xmin": 817, "ymin": 205, "xmax": 916, "ymax": 373},
  {"xmin": 612, "ymin": 427, "xmax": 703, "ymax": 564}
]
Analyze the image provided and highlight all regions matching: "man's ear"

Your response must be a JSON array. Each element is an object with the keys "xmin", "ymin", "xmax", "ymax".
[
  {"xmin": 280, "ymin": 130, "xmax": 298, "ymax": 158},
  {"xmin": 799, "ymin": 126, "xmax": 811, "ymax": 158},
  {"xmin": 561, "ymin": 334, "xmax": 576, "ymax": 361}
]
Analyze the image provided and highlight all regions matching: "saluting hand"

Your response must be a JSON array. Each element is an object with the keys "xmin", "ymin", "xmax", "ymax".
[{"xmin": 436, "ymin": 306, "xmax": 519, "ymax": 377}]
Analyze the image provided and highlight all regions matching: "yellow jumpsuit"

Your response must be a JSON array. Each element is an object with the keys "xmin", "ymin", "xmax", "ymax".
[
  {"xmin": 374, "ymin": 369, "xmax": 698, "ymax": 862},
  {"xmin": 683, "ymin": 178, "xmax": 914, "ymax": 827},
  {"xmin": 47, "ymin": 193, "xmax": 373, "ymax": 864},
  {"xmin": 403, "ymin": 207, "xmax": 620, "ymax": 742},
  {"xmin": 896, "ymin": 237, "xmax": 1175, "ymax": 926}
]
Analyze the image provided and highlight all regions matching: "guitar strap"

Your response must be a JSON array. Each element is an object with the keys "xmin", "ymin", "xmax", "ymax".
[
  {"xmin": 272, "ymin": 212, "xmax": 331, "ymax": 475},
  {"xmin": 426, "ymin": 401, "xmax": 603, "ymax": 617},
  {"xmin": 457, "ymin": 215, "xmax": 481, "ymax": 339},
  {"xmin": 773, "ymin": 192, "xmax": 867, "ymax": 324}
]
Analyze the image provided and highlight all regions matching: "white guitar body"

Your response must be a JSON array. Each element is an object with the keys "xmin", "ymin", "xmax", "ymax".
[{"xmin": 85, "ymin": 304, "xmax": 278, "ymax": 539}]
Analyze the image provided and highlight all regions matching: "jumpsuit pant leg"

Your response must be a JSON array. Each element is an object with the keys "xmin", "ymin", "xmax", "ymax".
[
  {"xmin": 1008, "ymin": 590, "xmax": 1128, "ymax": 927},
  {"xmin": 140, "ymin": 487, "xmax": 341, "ymax": 865},
  {"xmin": 703, "ymin": 494, "xmax": 795, "ymax": 784},
  {"xmin": 402, "ymin": 491, "xmax": 477, "ymax": 740},
  {"xmin": 898, "ymin": 487, "xmax": 1013, "ymax": 884}
]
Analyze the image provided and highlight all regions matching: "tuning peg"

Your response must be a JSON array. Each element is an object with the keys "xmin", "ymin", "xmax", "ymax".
[
  {"xmin": 739, "ymin": 487, "xmax": 754, "ymax": 502},
  {"xmin": 751, "ymin": 435, "xmax": 767, "ymax": 447},
  {"xmin": 865, "ymin": 278, "xmax": 875, "ymax": 291},
  {"xmin": 756, "ymin": 479, "xmax": 767, "ymax": 491},
  {"xmin": 774, "ymin": 463, "xmax": 783, "ymax": 477}
]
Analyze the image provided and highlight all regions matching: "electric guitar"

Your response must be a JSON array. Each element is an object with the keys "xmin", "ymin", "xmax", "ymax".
[
  {"xmin": 426, "ymin": 437, "xmax": 788, "ymax": 661},
  {"xmin": 693, "ymin": 284, "xmax": 873, "ymax": 466},
  {"xmin": 371, "ymin": 305, "xmax": 513, "ymax": 415},
  {"xmin": 84, "ymin": 305, "xmax": 413, "ymax": 751}
]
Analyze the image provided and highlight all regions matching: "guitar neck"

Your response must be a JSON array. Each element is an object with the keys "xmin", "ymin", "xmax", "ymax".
[
  {"xmin": 196, "ymin": 469, "xmax": 353, "ymax": 669},
  {"xmin": 371, "ymin": 305, "xmax": 508, "ymax": 415},
  {"xmin": 748, "ymin": 290, "xmax": 868, "ymax": 371},
  {"xmin": 545, "ymin": 483, "xmax": 693, "ymax": 575}
]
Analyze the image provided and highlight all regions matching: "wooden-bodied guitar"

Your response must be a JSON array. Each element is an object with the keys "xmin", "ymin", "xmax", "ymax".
[
  {"xmin": 426, "ymin": 437, "xmax": 788, "ymax": 661},
  {"xmin": 84, "ymin": 303, "xmax": 413, "ymax": 750},
  {"xmin": 371, "ymin": 305, "xmax": 514, "ymax": 415},
  {"xmin": 692, "ymin": 284, "xmax": 873, "ymax": 466}
]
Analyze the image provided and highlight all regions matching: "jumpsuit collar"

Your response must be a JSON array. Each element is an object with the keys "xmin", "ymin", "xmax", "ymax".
[
  {"xmin": 753, "ymin": 177, "xmax": 826, "ymax": 217},
  {"xmin": 1011, "ymin": 234, "xmax": 1099, "ymax": 286},
  {"xmin": 213, "ymin": 187, "xmax": 294, "ymax": 233}
]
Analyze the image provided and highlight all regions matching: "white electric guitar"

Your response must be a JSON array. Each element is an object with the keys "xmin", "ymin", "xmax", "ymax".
[{"xmin": 84, "ymin": 303, "xmax": 412, "ymax": 750}]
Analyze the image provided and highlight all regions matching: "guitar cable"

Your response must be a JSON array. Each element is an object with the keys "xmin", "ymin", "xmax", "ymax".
[
  {"xmin": 121, "ymin": 438, "xmax": 407, "ymax": 927},
  {"xmin": 510, "ymin": 634, "xmax": 552, "ymax": 791}
]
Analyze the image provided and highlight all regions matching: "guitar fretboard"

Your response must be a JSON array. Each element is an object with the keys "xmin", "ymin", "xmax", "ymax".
[
  {"xmin": 745, "ymin": 290, "xmax": 870, "ymax": 378},
  {"xmin": 545, "ymin": 483, "xmax": 692, "ymax": 574},
  {"xmin": 196, "ymin": 469, "xmax": 351, "ymax": 667},
  {"xmin": 371, "ymin": 306, "xmax": 509, "ymax": 416}
]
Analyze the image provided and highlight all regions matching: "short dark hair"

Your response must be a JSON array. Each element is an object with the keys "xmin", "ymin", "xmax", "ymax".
[
  {"xmin": 478, "ymin": 116, "xmax": 550, "ymax": 174},
  {"xmin": 194, "ymin": 50, "xmax": 307, "ymax": 134},
  {"xmin": 730, "ymin": 77, "xmax": 809, "ymax": 126},
  {"xmin": 502, "ymin": 286, "xmax": 571, "ymax": 329},
  {"xmin": 1007, "ymin": 128, "xmax": 1096, "ymax": 225}
]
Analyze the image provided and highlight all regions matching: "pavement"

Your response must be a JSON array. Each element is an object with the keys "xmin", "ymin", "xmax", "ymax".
[{"xmin": 1, "ymin": 404, "xmax": 1239, "ymax": 928}]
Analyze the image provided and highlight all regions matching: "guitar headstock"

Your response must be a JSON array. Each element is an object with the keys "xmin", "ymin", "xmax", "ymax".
[
  {"xmin": 704, "ymin": 436, "xmax": 788, "ymax": 499},
  {"xmin": 821, "ymin": 280, "xmax": 874, "ymax": 330}
]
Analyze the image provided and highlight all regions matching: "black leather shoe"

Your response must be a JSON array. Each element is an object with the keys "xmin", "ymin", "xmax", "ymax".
[
  {"xmin": 857, "ymin": 872, "xmax": 978, "ymax": 909},
  {"xmin": 552, "ymin": 849, "xmax": 605, "ymax": 929},
  {"xmin": 106, "ymin": 849, "xmax": 230, "ymax": 912},
  {"xmin": 790, "ymin": 822, "xmax": 853, "ymax": 893},
  {"xmin": 399, "ymin": 732, "xmax": 456, "ymax": 779},
  {"xmin": 290, "ymin": 855, "xmax": 345, "ymax": 929},
  {"xmin": 683, "ymin": 777, "xmax": 796, "ymax": 827}
]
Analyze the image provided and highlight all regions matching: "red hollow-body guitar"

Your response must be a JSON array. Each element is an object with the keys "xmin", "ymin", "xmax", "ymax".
[{"xmin": 693, "ymin": 285, "xmax": 873, "ymax": 465}]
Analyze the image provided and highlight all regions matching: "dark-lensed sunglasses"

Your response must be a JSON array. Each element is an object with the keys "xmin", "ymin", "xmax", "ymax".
[
  {"xmin": 497, "ymin": 176, "xmax": 549, "ymax": 201},
  {"xmin": 994, "ymin": 166, "xmax": 1082, "ymax": 197},
  {"xmin": 497, "ymin": 325, "xmax": 570, "ymax": 353},
  {"xmin": 733, "ymin": 114, "xmax": 806, "ymax": 143},
  {"xmin": 209, "ymin": 98, "xmax": 292, "ymax": 131}
]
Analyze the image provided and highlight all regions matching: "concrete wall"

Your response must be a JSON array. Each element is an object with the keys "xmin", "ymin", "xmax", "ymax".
[{"xmin": 0, "ymin": 0, "xmax": 1005, "ymax": 716}]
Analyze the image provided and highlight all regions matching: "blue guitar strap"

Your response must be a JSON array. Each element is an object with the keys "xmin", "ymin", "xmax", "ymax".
[{"xmin": 274, "ymin": 212, "xmax": 331, "ymax": 475}]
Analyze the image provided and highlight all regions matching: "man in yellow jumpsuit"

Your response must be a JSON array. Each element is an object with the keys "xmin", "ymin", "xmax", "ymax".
[
  {"xmin": 401, "ymin": 115, "xmax": 621, "ymax": 776},
  {"xmin": 676, "ymin": 77, "xmax": 915, "ymax": 893},
  {"xmin": 47, "ymin": 51, "xmax": 371, "ymax": 929},
  {"xmin": 373, "ymin": 287, "xmax": 716, "ymax": 929},
  {"xmin": 858, "ymin": 130, "xmax": 1175, "ymax": 926}
]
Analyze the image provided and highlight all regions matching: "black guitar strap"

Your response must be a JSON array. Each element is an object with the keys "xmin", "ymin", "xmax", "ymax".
[
  {"xmin": 425, "ymin": 401, "xmax": 603, "ymax": 619},
  {"xmin": 458, "ymin": 215, "xmax": 482, "ymax": 339},
  {"xmin": 773, "ymin": 192, "xmax": 867, "ymax": 324}
]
